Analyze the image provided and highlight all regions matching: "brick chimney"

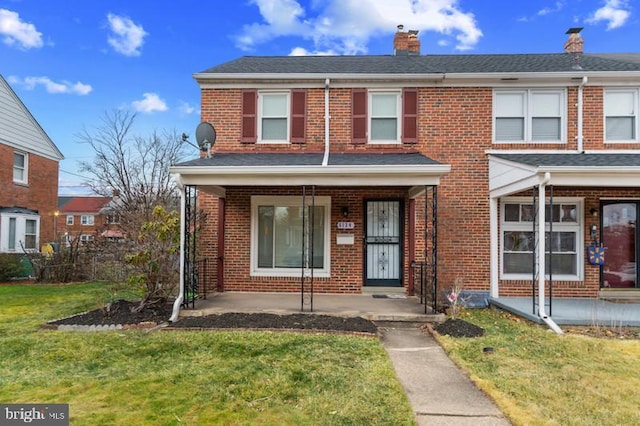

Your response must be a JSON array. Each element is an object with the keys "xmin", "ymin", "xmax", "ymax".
[
  {"xmin": 394, "ymin": 25, "xmax": 420, "ymax": 56},
  {"xmin": 564, "ymin": 27, "xmax": 584, "ymax": 54}
]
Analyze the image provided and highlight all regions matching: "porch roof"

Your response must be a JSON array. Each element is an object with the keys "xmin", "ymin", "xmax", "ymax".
[
  {"xmin": 488, "ymin": 152, "xmax": 640, "ymax": 198},
  {"xmin": 171, "ymin": 152, "xmax": 451, "ymax": 196}
]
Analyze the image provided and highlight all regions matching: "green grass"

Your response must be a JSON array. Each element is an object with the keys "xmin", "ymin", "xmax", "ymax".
[
  {"xmin": 436, "ymin": 309, "xmax": 640, "ymax": 426},
  {"xmin": 0, "ymin": 283, "xmax": 414, "ymax": 425}
]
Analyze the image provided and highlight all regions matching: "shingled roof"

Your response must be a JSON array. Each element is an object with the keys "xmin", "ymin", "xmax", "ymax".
[
  {"xmin": 490, "ymin": 153, "xmax": 640, "ymax": 168},
  {"xmin": 198, "ymin": 53, "xmax": 640, "ymax": 76}
]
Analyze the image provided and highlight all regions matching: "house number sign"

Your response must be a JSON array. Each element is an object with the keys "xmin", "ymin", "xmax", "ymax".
[{"xmin": 337, "ymin": 221, "xmax": 355, "ymax": 230}]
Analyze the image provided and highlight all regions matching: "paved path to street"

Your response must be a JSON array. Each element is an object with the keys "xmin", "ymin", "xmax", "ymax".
[{"xmin": 379, "ymin": 322, "xmax": 511, "ymax": 426}]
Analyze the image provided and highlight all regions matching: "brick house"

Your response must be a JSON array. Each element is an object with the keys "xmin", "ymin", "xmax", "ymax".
[
  {"xmin": 170, "ymin": 28, "xmax": 640, "ymax": 317},
  {"xmin": 0, "ymin": 74, "xmax": 63, "ymax": 253},
  {"xmin": 56, "ymin": 196, "xmax": 124, "ymax": 244}
]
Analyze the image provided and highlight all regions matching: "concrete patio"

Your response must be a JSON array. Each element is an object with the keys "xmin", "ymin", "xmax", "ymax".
[
  {"xmin": 179, "ymin": 291, "xmax": 444, "ymax": 322},
  {"xmin": 491, "ymin": 297, "xmax": 640, "ymax": 327}
]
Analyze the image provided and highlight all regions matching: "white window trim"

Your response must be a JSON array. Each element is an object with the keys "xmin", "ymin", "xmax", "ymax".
[
  {"xmin": 257, "ymin": 91, "xmax": 290, "ymax": 144},
  {"xmin": 80, "ymin": 234, "xmax": 94, "ymax": 242},
  {"xmin": 81, "ymin": 215, "xmax": 94, "ymax": 226},
  {"xmin": 66, "ymin": 215, "xmax": 74, "ymax": 225},
  {"xmin": 13, "ymin": 151, "xmax": 28, "ymax": 185},
  {"xmin": 604, "ymin": 88, "xmax": 639, "ymax": 143},
  {"xmin": 493, "ymin": 89, "xmax": 567, "ymax": 144},
  {"xmin": 0, "ymin": 212, "xmax": 40, "ymax": 253},
  {"xmin": 368, "ymin": 90, "xmax": 401, "ymax": 144},
  {"xmin": 250, "ymin": 195, "xmax": 331, "ymax": 278},
  {"xmin": 500, "ymin": 197, "xmax": 583, "ymax": 281}
]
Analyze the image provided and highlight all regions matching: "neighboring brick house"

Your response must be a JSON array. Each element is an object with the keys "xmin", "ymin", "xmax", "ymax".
[
  {"xmin": 56, "ymin": 196, "xmax": 123, "ymax": 244},
  {"xmin": 170, "ymin": 28, "xmax": 640, "ymax": 311},
  {"xmin": 0, "ymin": 74, "xmax": 63, "ymax": 253}
]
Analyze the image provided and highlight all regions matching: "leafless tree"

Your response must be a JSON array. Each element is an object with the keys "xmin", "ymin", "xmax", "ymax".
[{"xmin": 77, "ymin": 110, "xmax": 188, "ymax": 238}]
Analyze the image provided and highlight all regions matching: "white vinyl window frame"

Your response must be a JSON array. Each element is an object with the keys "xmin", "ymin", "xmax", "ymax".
[
  {"xmin": 493, "ymin": 89, "xmax": 566, "ymax": 143},
  {"xmin": 368, "ymin": 90, "xmax": 401, "ymax": 144},
  {"xmin": 257, "ymin": 91, "xmax": 290, "ymax": 144},
  {"xmin": 13, "ymin": 151, "xmax": 28, "ymax": 184},
  {"xmin": 66, "ymin": 215, "xmax": 74, "ymax": 225},
  {"xmin": 80, "ymin": 215, "xmax": 94, "ymax": 226},
  {"xmin": 604, "ymin": 88, "xmax": 639, "ymax": 142},
  {"xmin": 0, "ymin": 212, "xmax": 40, "ymax": 253},
  {"xmin": 80, "ymin": 234, "xmax": 94, "ymax": 243},
  {"xmin": 500, "ymin": 197, "xmax": 583, "ymax": 281},
  {"xmin": 250, "ymin": 195, "xmax": 331, "ymax": 278}
]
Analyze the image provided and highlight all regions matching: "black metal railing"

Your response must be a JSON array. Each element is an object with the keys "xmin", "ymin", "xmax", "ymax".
[{"xmin": 412, "ymin": 261, "xmax": 437, "ymax": 313}]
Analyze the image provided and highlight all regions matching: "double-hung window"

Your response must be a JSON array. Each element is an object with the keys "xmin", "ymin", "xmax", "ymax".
[
  {"xmin": 258, "ymin": 92, "xmax": 289, "ymax": 142},
  {"xmin": 494, "ymin": 90, "xmax": 565, "ymax": 143},
  {"xmin": 13, "ymin": 152, "xmax": 28, "ymax": 184},
  {"xmin": 369, "ymin": 91, "xmax": 401, "ymax": 143},
  {"xmin": 24, "ymin": 220, "xmax": 37, "ymax": 250},
  {"xmin": 605, "ymin": 89, "xmax": 638, "ymax": 142},
  {"xmin": 501, "ymin": 198, "xmax": 582, "ymax": 280},
  {"xmin": 66, "ymin": 215, "xmax": 74, "ymax": 225},
  {"xmin": 81, "ymin": 215, "xmax": 94, "ymax": 226},
  {"xmin": 251, "ymin": 196, "xmax": 330, "ymax": 277}
]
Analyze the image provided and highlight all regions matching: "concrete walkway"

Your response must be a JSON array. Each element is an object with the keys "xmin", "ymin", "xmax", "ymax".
[{"xmin": 379, "ymin": 322, "xmax": 510, "ymax": 426}]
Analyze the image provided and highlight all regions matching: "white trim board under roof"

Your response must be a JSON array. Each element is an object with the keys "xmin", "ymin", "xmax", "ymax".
[
  {"xmin": 171, "ymin": 152, "xmax": 450, "ymax": 194},
  {"xmin": 489, "ymin": 152, "xmax": 640, "ymax": 198}
]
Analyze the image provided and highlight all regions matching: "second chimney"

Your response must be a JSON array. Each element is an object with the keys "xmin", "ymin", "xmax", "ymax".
[
  {"xmin": 564, "ymin": 27, "xmax": 584, "ymax": 54},
  {"xmin": 394, "ymin": 25, "xmax": 420, "ymax": 56}
]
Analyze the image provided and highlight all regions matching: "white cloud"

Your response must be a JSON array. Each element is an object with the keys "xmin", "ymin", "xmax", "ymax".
[
  {"xmin": 537, "ymin": 1, "xmax": 566, "ymax": 16},
  {"xmin": 586, "ymin": 0, "xmax": 631, "ymax": 30},
  {"xmin": 131, "ymin": 93, "xmax": 168, "ymax": 113},
  {"xmin": 106, "ymin": 13, "xmax": 147, "ymax": 56},
  {"xmin": 0, "ymin": 8, "xmax": 43, "ymax": 49},
  {"xmin": 235, "ymin": 0, "xmax": 482, "ymax": 54},
  {"xmin": 9, "ymin": 75, "xmax": 92, "ymax": 95},
  {"xmin": 178, "ymin": 101, "xmax": 198, "ymax": 115}
]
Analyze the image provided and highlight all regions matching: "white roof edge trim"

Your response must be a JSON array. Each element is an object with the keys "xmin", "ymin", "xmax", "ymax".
[
  {"xmin": 170, "ymin": 164, "xmax": 451, "ymax": 175},
  {"xmin": 539, "ymin": 166, "xmax": 640, "ymax": 173}
]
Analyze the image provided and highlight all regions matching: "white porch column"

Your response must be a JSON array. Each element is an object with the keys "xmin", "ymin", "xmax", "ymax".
[
  {"xmin": 169, "ymin": 182, "xmax": 186, "ymax": 322},
  {"xmin": 489, "ymin": 196, "xmax": 499, "ymax": 298}
]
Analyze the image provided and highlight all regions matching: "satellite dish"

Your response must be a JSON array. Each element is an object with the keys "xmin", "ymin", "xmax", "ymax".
[{"xmin": 196, "ymin": 122, "xmax": 216, "ymax": 151}]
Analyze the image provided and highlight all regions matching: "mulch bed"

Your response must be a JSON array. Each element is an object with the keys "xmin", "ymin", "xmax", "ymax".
[
  {"xmin": 46, "ymin": 299, "xmax": 378, "ymax": 334},
  {"xmin": 171, "ymin": 313, "xmax": 378, "ymax": 334},
  {"xmin": 432, "ymin": 318, "xmax": 485, "ymax": 338}
]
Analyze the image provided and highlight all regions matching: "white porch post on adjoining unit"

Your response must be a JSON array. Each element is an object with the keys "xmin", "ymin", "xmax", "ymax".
[
  {"xmin": 537, "ymin": 173, "xmax": 563, "ymax": 334},
  {"xmin": 169, "ymin": 180, "xmax": 186, "ymax": 322},
  {"xmin": 489, "ymin": 196, "xmax": 499, "ymax": 298}
]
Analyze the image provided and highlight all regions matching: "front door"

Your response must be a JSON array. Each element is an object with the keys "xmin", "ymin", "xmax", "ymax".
[
  {"xmin": 602, "ymin": 202, "xmax": 639, "ymax": 288},
  {"xmin": 364, "ymin": 200, "xmax": 402, "ymax": 287}
]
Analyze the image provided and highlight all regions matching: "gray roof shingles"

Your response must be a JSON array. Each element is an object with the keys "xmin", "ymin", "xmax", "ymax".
[
  {"xmin": 491, "ymin": 153, "xmax": 640, "ymax": 168},
  {"xmin": 175, "ymin": 152, "xmax": 443, "ymax": 168},
  {"xmin": 200, "ymin": 53, "xmax": 640, "ymax": 75}
]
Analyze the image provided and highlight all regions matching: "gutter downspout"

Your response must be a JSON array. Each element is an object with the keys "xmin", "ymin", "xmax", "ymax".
[
  {"xmin": 322, "ymin": 78, "xmax": 330, "ymax": 167},
  {"xmin": 169, "ymin": 176, "xmax": 186, "ymax": 322},
  {"xmin": 538, "ymin": 172, "xmax": 563, "ymax": 334},
  {"xmin": 577, "ymin": 76, "xmax": 588, "ymax": 153}
]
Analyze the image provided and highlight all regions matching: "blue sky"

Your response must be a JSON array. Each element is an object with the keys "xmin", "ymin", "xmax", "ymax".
[{"xmin": 0, "ymin": 0, "xmax": 637, "ymax": 195}]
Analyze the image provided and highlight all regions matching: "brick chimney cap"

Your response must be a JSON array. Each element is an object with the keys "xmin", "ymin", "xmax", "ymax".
[{"xmin": 566, "ymin": 27, "xmax": 583, "ymax": 34}]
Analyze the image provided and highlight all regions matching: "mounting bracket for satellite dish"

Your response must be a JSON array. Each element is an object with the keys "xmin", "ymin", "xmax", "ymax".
[{"xmin": 195, "ymin": 122, "xmax": 216, "ymax": 158}]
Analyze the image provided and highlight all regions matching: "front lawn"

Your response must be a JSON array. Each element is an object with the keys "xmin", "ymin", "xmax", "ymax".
[
  {"xmin": 436, "ymin": 309, "xmax": 640, "ymax": 426},
  {"xmin": 0, "ymin": 283, "xmax": 414, "ymax": 425}
]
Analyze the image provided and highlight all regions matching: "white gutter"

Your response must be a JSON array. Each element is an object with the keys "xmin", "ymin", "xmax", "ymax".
[
  {"xmin": 322, "ymin": 78, "xmax": 330, "ymax": 166},
  {"xmin": 537, "ymin": 172, "xmax": 563, "ymax": 334},
  {"xmin": 169, "ymin": 176, "xmax": 186, "ymax": 322},
  {"xmin": 577, "ymin": 76, "xmax": 588, "ymax": 152}
]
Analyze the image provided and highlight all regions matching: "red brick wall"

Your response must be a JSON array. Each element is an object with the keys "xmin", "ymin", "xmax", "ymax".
[
  {"xmin": 198, "ymin": 83, "xmax": 640, "ymax": 296},
  {"xmin": 0, "ymin": 144, "xmax": 59, "ymax": 245}
]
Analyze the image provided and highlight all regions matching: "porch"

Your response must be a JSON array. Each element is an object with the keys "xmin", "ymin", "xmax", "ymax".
[
  {"xmin": 178, "ymin": 291, "xmax": 445, "ymax": 322},
  {"xmin": 491, "ymin": 297, "xmax": 640, "ymax": 327}
]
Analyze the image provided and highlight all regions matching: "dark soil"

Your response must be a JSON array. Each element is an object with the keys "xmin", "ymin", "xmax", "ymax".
[
  {"xmin": 49, "ymin": 300, "xmax": 173, "ymax": 326},
  {"xmin": 432, "ymin": 318, "xmax": 485, "ymax": 338},
  {"xmin": 47, "ymin": 300, "xmax": 378, "ymax": 334},
  {"xmin": 171, "ymin": 313, "xmax": 378, "ymax": 334}
]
